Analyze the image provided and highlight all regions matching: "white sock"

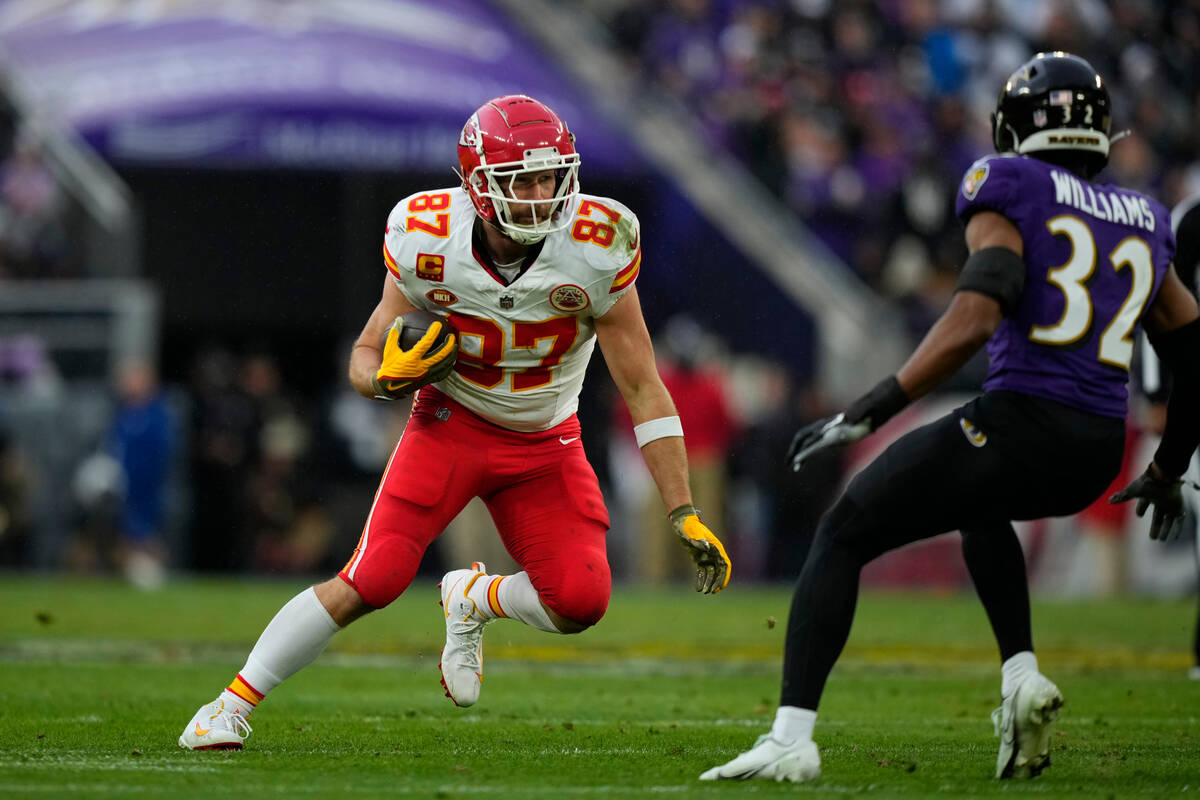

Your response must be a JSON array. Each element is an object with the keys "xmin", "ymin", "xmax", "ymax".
[
  {"xmin": 1001, "ymin": 651, "xmax": 1038, "ymax": 697},
  {"xmin": 217, "ymin": 688, "xmax": 256, "ymax": 718},
  {"xmin": 770, "ymin": 706, "xmax": 817, "ymax": 744},
  {"xmin": 467, "ymin": 570, "xmax": 559, "ymax": 632},
  {"xmin": 235, "ymin": 587, "xmax": 341, "ymax": 699}
]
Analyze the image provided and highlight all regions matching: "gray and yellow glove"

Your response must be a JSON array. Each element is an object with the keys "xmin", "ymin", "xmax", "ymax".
[
  {"xmin": 1109, "ymin": 463, "xmax": 1191, "ymax": 542},
  {"xmin": 371, "ymin": 319, "xmax": 457, "ymax": 400},
  {"xmin": 669, "ymin": 504, "xmax": 731, "ymax": 594}
]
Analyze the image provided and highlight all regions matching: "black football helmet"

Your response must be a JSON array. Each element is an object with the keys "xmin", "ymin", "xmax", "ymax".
[{"xmin": 991, "ymin": 52, "xmax": 1111, "ymax": 177}]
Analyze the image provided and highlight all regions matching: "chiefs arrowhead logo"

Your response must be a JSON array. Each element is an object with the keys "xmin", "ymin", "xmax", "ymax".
[{"xmin": 459, "ymin": 113, "xmax": 481, "ymax": 149}]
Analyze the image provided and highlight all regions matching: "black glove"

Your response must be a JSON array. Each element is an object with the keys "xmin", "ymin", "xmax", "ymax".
[
  {"xmin": 1109, "ymin": 464, "xmax": 1186, "ymax": 541},
  {"xmin": 785, "ymin": 413, "xmax": 870, "ymax": 472},
  {"xmin": 785, "ymin": 376, "xmax": 910, "ymax": 472}
]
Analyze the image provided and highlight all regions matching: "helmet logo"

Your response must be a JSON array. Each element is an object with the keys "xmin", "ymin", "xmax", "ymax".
[
  {"xmin": 1033, "ymin": 109, "xmax": 1048, "ymax": 128},
  {"xmin": 550, "ymin": 284, "xmax": 590, "ymax": 312},
  {"xmin": 459, "ymin": 113, "xmax": 480, "ymax": 149}
]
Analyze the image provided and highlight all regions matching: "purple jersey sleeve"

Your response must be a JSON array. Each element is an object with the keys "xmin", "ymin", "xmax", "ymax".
[{"xmin": 956, "ymin": 155, "xmax": 1020, "ymax": 225}]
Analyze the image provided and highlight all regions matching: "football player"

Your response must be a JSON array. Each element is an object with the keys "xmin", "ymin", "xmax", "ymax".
[
  {"xmin": 1138, "ymin": 189, "xmax": 1200, "ymax": 678},
  {"xmin": 702, "ymin": 52, "xmax": 1200, "ymax": 783},
  {"xmin": 178, "ymin": 94, "xmax": 731, "ymax": 750}
]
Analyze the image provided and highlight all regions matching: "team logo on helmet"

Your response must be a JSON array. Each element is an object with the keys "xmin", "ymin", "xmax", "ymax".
[
  {"xmin": 459, "ymin": 113, "xmax": 480, "ymax": 149},
  {"xmin": 550, "ymin": 284, "xmax": 589, "ymax": 312},
  {"xmin": 962, "ymin": 161, "xmax": 990, "ymax": 201},
  {"xmin": 426, "ymin": 288, "xmax": 458, "ymax": 306}
]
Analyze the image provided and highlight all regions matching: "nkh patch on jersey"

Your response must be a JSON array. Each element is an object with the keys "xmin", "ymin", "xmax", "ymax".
[{"xmin": 426, "ymin": 288, "xmax": 458, "ymax": 306}]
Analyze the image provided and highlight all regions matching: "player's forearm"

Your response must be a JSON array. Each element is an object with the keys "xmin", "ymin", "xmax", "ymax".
[
  {"xmin": 623, "ymin": 379, "xmax": 692, "ymax": 511},
  {"xmin": 897, "ymin": 293, "xmax": 998, "ymax": 399},
  {"xmin": 348, "ymin": 342, "xmax": 383, "ymax": 398},
  {"xmin": 639, "ymin": 435, "xmax": 693, "ymax": 513}
]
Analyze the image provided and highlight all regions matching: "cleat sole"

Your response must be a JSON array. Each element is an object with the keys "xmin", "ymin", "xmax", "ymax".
[{"xmin": 178, "ymin": 738, "xmax": 243, "ymax": 751}]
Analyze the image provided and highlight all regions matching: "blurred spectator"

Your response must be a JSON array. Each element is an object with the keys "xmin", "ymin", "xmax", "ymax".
[
  {"xmin": 0, "ymin": 129, "xmax": 71, "ymax": 278},
  {"xmin": 188, "ymin": 347, "xmax": 258, "ymax": 571},
  {"xmin": 727, "ymin": 367, "xmax": 842, "ymax": 581},
  {"xmin": 240, "ymin": 352, "xmax": 334, "ymax": 574},
  {"xmin": 588, "ymin": 0, "xmax": 1200, "ymax": 316},
  {"xmin": 610, "ymin": 315, "xmax": 737, "ymax": 583},
  {"xmin": 108, "ymin": 359, "xmax": 174, "ymax": 589},
  {"xmin": 0, "ymin": 426, "xmax": 30, "ymax": 565},
  {"xmin": 63, "ymin": 359, "xmax": 174, "ymax": 589}
]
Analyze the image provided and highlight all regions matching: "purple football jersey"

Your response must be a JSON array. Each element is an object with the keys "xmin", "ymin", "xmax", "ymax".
[{"xmin": 955, "ymin": 154, "xmax": 1176, "ymax": 418}]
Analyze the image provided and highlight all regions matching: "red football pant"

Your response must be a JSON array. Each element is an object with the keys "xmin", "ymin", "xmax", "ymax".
[{"xmin": 339, "ymin": 388, "xmax": 611, "ymax": 625}]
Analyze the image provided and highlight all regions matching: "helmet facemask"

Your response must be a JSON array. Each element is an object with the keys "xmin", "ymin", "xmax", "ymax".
[{"xmin": 468, "ymin": 148, "xmax": 581, "ymax": 245}]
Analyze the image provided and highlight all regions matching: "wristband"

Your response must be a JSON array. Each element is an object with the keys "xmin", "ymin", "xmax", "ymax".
[
  {"xmin": 634, "ymin": 415, "xmax": 684, "ymax": 448},
  {"xmin": 844, "ymin": 375, "xmax": 910, "ymax": 431}
]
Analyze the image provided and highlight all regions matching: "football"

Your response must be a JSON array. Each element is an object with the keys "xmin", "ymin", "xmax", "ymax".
[{"xmin": 388, "ymin": 309, "xmax": 456, "ymax": 353}]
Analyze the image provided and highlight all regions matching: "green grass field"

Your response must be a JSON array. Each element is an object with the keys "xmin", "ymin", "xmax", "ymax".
[{"xmin": 1, "ymin": 575, "xmax": 1197, "ymax": 798}]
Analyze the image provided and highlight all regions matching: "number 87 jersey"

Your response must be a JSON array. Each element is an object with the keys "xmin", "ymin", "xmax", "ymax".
[
  {"xmin": 383, "ymin": 187, "xmax": 642, "ymax": 432},
  {"xmin": 956, "ymin": 154, "xmax": 1175, "ymax": 418}
]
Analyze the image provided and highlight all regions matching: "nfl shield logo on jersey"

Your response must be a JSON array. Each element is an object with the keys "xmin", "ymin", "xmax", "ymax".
[
  {"xmin": 550, "ymin": 284, "xmax": 590, "ymax": 312},
  {"xmin": 499, "ymin": 294, "xmax": 515, "ymax": 310}
]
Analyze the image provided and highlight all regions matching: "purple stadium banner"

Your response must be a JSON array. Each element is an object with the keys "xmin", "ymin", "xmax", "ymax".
[{"xmin": 0, "ymin": 0, "xmax": 639, "ymax": 174}]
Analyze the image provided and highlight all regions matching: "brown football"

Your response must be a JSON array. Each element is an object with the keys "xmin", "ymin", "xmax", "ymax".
[{"xmin": 393, "ymin": 309, "xmax": 456, "ymax": 352}]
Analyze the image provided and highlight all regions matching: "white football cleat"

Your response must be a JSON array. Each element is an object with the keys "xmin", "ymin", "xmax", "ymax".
[
  {"xmin": 178, "ymin": 700, "xmax": 252, "ymax": 751},
  {"xmin": 439, "ymin": 561, "xmax": 491, "ymax": 708},
  {"xmin": 992, "ymin": 673, "xmax": 1063, "ymax": 778},
  {"xmin": 699, "ymin": 735, "xmax": 821, "ymax": 782}
]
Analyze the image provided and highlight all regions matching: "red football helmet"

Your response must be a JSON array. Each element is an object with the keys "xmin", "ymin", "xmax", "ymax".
[{"xmin": 457, "ymin": 94, "xmax": 581, "ymax": 245}]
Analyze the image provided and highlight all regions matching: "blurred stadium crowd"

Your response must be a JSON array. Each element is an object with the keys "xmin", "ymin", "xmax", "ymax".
[
  {"xmin": 0, "ymin": 0, "xmax": 1196, "ymax": 596},
  {"xmin": 593, "ymin": 0, "xmax": 1200, "ymax": 336}
]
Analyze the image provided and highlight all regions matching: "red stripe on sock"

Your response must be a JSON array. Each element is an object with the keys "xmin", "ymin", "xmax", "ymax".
[
  {"xmin": 229, "ymin": 674, "xmax": 264, "ymax": 704},
  {"xmin": 487, "ymin": 576, "xmax": 507, "ymax": 618}
]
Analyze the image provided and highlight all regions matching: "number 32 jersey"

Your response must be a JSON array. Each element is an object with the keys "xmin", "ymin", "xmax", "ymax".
[
  {"xmin": 382, "ymin": 188, "xmax": 641, "ymax": 432},
  {"xmin": 956, "ymin": 154, "xmax": 1175, "ymax": 418}
]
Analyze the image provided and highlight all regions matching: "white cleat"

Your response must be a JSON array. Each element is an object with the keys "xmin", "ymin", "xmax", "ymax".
[
  {"xmin": 699, "ymin": 735, "xmax": 821, "ymax": 782},
  {"xmin": 178, "ymin": 700, "xmax": 252, "ymax": 751},
  {"xmin": 438, "ymin": 561, "xmax": 491, "ymax": 708},
  {"xmin": 992, "ymin": 673, "xmax": 1064, "ymax": 778}
]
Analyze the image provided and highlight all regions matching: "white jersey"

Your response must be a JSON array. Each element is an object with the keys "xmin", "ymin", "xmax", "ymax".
[{"xmin": 382, "ymin": 187, "xmax": 641, "ymax": 432}]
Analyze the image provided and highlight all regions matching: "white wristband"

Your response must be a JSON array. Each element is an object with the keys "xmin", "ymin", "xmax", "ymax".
[{"xmin": 634, "ymin": 415, "xmax": 684, "ymax": 448}]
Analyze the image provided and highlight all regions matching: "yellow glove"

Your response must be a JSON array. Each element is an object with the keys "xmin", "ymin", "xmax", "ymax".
[
  {"xmin": 371, "ymin": 319, "xmax": 458, "ymax": 400},
  {"xmin": 669, "ymin": 504, "xmax": 731, "ymax": 594}
]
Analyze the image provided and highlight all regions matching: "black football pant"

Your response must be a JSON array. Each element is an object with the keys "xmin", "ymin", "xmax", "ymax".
[{"xmin": 780, "ymin": 390, "xmax": 1125, "ymax": 709}]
